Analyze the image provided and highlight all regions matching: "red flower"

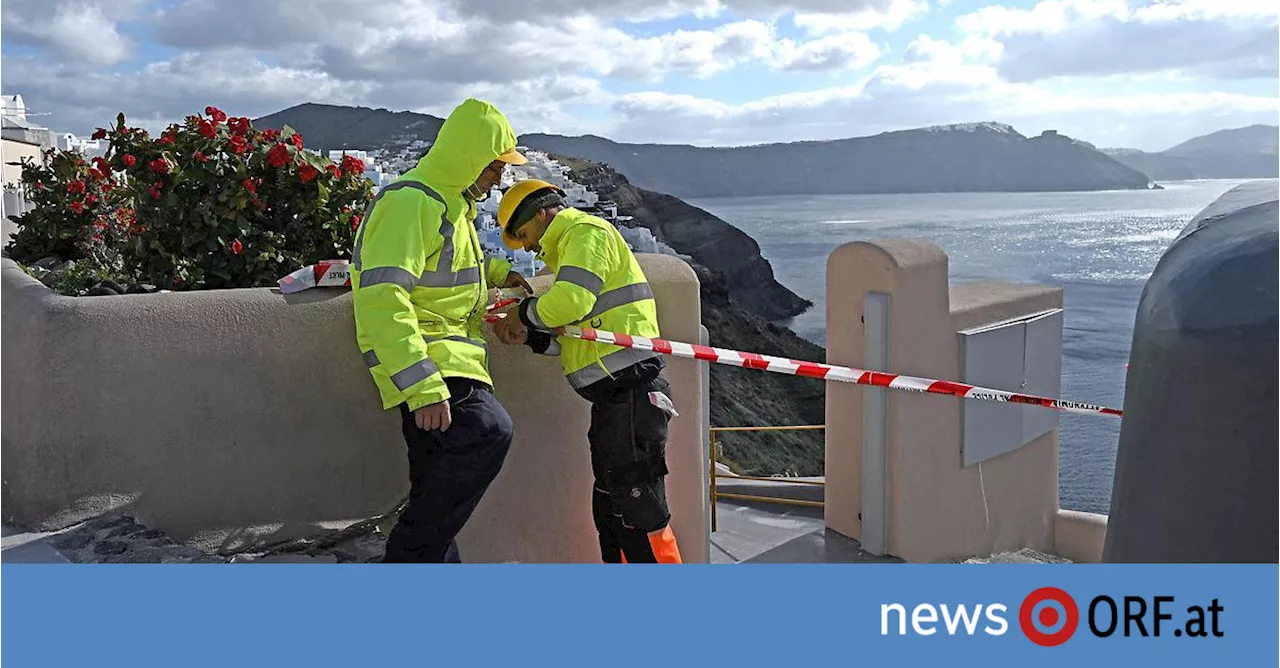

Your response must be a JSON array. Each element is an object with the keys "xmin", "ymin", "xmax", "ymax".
[
  {"xmin": 86, "ymin": 194, "xmax": 98, "ymax": 205},
  {"xmin": 158, "ymin": 134, "xmax": 175, "ymax": 145},
  {"xmin": 263, "ymin": 128, "xmax": 280, "ymax": 142},
  {"xmin": 229, "ymin": 135, "xmax": 248, "ymax": 154},
  {"xmin": 341, "ymin": 155, "xmax": 365, "ymax": 175},
  {"xmin": 91, "ymin": 128, "xmax": 107, "ymax": 140},
  {"xmin": 149, "ymin": 181, "xmax": 164, "ymax": 200},
  {"xmin": 67, "ymin": 180, "xmax": 87, "ymax": 195},
  {"xmin": 87, "ymin": 168, "xmax": 103, "ymax": 182},
  {"xmin": 205, "ymin": 106, "xmax": 228, "ymax": 123},
  {"xmin": 326, "ymin": 164, "xmax": 341, "ymax": 178},
  {"xmin": 243, "ymin": 177, "xmax": 260, "ymax": 193},
  {"xmin": 290, "ymin": 133, "xmax": 304, "ymax": 150},
  {"xmin": 93, "ymin": 157, "xmax": 111, "ymax": 174},
  {"xmin": 122, "ymin": 154, "xmax": 137, "ymax": 167},
  {"xmin": 267, "ymin": 142, "xmax": 292, "ymax": 168},
  {"xmin": 35, "ymin": 181, "xmax": 45, "ymax": 190},
  {"xmin": 199, "ymin": 120, "xmax": 217, "ymax": 139},
  {"xmin": 70, "ymin": 201, "xmax": 85, "ymax": 214},
  {"xmin": 93, "ymin": 219, "xmax": 109, "ymax": 231},
  {"xmin": 298, "ymin": 163, "xmax": 319, "ymax": 183},
  {"xmin": 228, "ymin": 117, "xmax": 251, "ymax": 136},
  {"xmin": 194, "ymin": 151, "xmax": 208, "ymax": 162},
  {"xmin": 351, "ymin": 214, "xmax": 362, "ymax": 230},
  {"xmin": 149, "ymin": 158, "xmax": 170, "ymax": 175},
  {"xmin": 231, "ymin": 238, "xmax": 244, "ymax": 255}
]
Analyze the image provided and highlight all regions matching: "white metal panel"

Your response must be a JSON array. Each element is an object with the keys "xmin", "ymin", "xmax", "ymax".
[{"xmin": 959, "ymin": 309, "xmax": 1063, "ymax": 467}]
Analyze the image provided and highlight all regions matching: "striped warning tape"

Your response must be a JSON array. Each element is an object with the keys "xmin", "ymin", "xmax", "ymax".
[{"xmin": 485, "ymin": 301, "xmax": 1123, "ymax": 418}]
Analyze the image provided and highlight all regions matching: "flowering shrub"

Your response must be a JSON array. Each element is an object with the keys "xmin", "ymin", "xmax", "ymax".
[{"xmin": 6, "ymin": 106, "xmax": 372, "ymax": 293}]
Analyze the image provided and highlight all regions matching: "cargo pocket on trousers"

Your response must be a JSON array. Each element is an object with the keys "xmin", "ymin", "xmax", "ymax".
[{"xmin": 611, "ymin": 477, "xmax": 671, "ymax": 534}]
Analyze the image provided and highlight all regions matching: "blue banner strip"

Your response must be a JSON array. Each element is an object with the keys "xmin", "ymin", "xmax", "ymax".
[{"xmin": 3, "ymin": 564, "xmax": 1275, "ymax": 667}]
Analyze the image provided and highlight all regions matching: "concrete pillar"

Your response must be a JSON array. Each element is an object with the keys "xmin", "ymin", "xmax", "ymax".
[
  {"xmin": 825, "ymin": 240, "xmax": 1061, "ymax": 562},
  {"xmin": 1103, "ymin": 181, "xmax": 1278, "ymax": 563}
]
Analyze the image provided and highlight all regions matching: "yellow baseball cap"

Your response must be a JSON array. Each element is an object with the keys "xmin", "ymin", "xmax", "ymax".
[{"xmin": 497, "ymin": 145, "xmax": 527, "ymax": 165}]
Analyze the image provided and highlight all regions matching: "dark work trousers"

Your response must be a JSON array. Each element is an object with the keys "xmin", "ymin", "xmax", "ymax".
[
  {"xmin": 577, "ymin": 358, "xmax": 678, "ymax": 563},
  {"xmin": 382, "ymin": 378, "xmax": 513, "ymax": 563}
]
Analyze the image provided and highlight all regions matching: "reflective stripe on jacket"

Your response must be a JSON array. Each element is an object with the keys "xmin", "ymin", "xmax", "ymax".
[
  {"xmin": 520, "ymin": 208, "xmax": 661, "ymax": 389},
  {"xmin": 351, "ymin": 99, "xmax": 514, "ymax": 410}
]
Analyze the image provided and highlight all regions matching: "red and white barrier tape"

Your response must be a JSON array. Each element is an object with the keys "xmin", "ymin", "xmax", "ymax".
[
  {"xmin": 277, "ymin": 260, "xmax": 352, "ymax": 294},
  {"xmin": 564, "ymin": 326, "xmax": 1122, "ymax": 419},
  {"xmin": 491, "ymin": 293, "xmax": 1118, "ymax": 418}
]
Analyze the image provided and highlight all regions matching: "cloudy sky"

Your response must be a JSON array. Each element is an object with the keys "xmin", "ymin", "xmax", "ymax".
[{"xmin": 2, "ymin": 0, "xmax": 1276, "ymax": 150}]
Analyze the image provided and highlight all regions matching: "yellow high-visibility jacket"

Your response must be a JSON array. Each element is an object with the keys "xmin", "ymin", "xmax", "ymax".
[
  {"xmin": 519, "ymin": 208, "xmax": 662, "ymax": 389},
  {"xmin": 351, "ymin": 99, "xmax": 514, "ymax": 410}
]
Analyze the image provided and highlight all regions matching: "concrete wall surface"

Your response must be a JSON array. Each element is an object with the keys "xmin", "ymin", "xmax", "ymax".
[
  {"xmin": 1054, "ymin": 509, "xmax": 1107, "ymax": 564},
  {"xmin": 1, "ymin": 254, "xmax": 707, "ymax": 563},
  {"xmin": 826, "ymin": 240, "xmax": 1062, "ymax": 563}
]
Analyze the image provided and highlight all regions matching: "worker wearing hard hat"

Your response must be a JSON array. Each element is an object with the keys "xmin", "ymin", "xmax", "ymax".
[
  {"xmin": 351, "ymin": 98, "xmax": 532, "ymax": 563},
  {"xmin": 491, "ymin": 178, "xmax": 683, "ymax": 564}
]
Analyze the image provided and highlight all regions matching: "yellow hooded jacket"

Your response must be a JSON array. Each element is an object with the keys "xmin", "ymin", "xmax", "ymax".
[
  {"xmin": 351, "ymin": 99, "xmax": 515, "ymax": 410},
  {"xmin": 519, "ymin": 208, "xmax": 662, "ymax": 390}
]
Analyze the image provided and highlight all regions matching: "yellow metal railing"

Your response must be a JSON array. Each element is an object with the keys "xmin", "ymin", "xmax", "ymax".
[{"xmin": 710, "ymin": 425, "xmax": 825, "ymax": 532}]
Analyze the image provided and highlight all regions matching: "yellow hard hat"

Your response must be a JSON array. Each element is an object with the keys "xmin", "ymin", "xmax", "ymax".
[{"xmin": 498, "ymin": 178, "xmax": 565, "ymax": 250}]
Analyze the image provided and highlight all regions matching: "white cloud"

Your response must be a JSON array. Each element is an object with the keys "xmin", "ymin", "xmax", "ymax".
[
  {"xmin": 1, "ymin": 0, "xmax": 143, "ymax": 67},
  {"xmin": 794, "ymin": 0, "xmax": 931, "ymax": 34},
  {"xmin": 956, "ymin": 0, "xmax": 1279, "ymax": 81},
  {"xmin": 1, "ymin": 0, "xmax": 1274, "ymax": 153}
]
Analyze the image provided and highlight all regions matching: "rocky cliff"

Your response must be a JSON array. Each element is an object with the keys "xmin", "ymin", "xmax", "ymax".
[
  {"xmin": 257, "ymin": 104, "xmax": 1159, "ymax": 197},
  {"xmin": 1104, "ymin": 124, "xmax": 1280, "ymax": 180},
  {"xmin": 520, "ymin": 123, "xmax": 1155, "ymax": 198}
]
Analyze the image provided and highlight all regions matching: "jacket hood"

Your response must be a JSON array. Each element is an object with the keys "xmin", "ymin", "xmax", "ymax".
[{"xmin": 414, "ymin": 98, "xmax": 519, "ymax": 196}]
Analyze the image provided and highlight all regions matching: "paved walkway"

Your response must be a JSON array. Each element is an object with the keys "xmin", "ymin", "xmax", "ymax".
[{"xmin": 710, "ymin": 500, "xmax": 902, "ymax": 564}]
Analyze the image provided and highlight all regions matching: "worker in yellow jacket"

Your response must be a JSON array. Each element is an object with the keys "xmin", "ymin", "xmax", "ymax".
[
  {"xmin": 491, "ymin": 179, "xmax": 683, "ymax": 564},
  {"xmin": 351, "ymin": 98, "xmax": 531, "ymax": 563}
]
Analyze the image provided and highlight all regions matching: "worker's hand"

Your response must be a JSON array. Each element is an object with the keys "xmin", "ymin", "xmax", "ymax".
[
  {"xmin": 503, "ymin": 271, "xmax": 533, "ymax": 295},
  {"xmin": 414, "ymin": 400, "xmax": 452, "ymax": 431},
  {"xmin": 493, "ymin": 310, "xmax": 528, "ymax": 345}
]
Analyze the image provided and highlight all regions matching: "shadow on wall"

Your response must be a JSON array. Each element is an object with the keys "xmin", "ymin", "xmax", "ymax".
[{"xmin": 0, "ymin": 254, "xmax": 707, "ymax": 563}]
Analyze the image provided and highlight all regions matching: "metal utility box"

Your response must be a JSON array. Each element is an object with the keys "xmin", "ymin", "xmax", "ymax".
[{"xmin": 957, "ymin": 308, "xmax": 1063, "ymax": 467}]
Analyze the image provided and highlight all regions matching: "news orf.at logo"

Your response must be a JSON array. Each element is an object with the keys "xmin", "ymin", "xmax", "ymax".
[
  {"xmin": 880, "ymin": 587, "xmax": 1224, "ymax": 644},
  {"xmin": 1019, "ymin": 587, "xmax": 1079, "ymax": 646}
]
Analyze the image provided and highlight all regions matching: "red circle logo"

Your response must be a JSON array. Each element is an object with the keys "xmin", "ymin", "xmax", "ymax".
[{"xmin": 1019, "ymin": 587, "xmax": 1079, "ymax": 646}]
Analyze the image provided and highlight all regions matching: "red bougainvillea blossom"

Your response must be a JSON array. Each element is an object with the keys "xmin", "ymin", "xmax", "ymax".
[
  {"xmin": 341, "ymin": 155, "xmax": 365, "ymax": 175},
  {"xmin": 267, "ymin": 143, "xmax": 292, "ymax": 168},
  {"xmin": 231, "ymin": 238, "xmax": 244, "ymax": 255}
]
